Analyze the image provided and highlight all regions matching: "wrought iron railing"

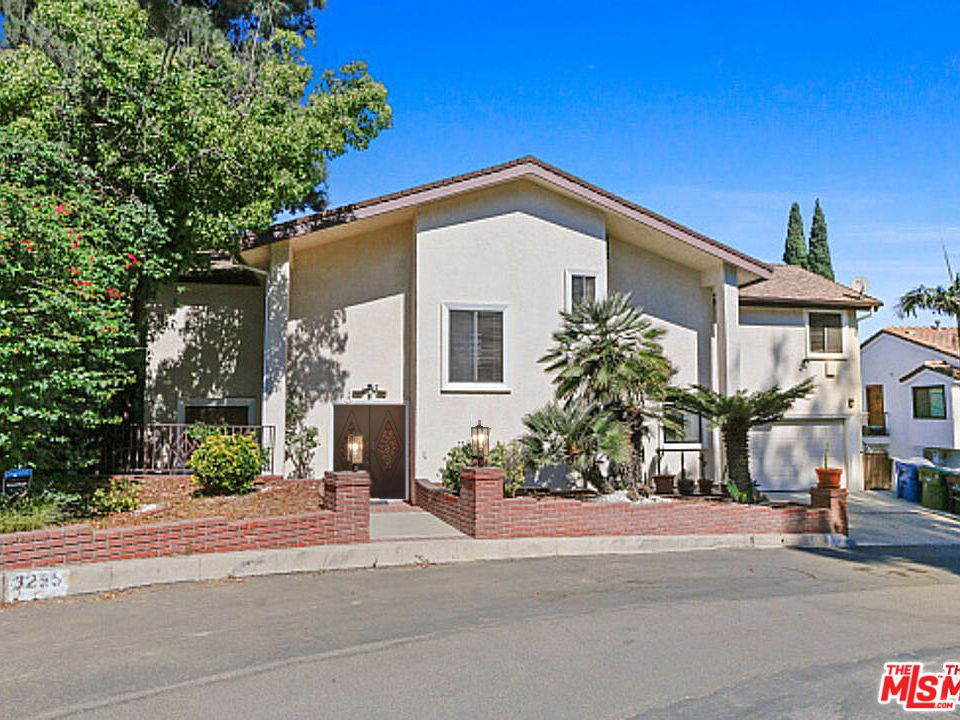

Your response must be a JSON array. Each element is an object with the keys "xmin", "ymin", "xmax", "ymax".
[{"xmin": 106, "ymin": 424, "xmax": 276, "ymax": 474}]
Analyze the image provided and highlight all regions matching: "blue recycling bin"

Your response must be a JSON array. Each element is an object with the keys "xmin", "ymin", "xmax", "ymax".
[{"xmin": 895, "ymin": 461, "xmax": 921, "ymax": 502}]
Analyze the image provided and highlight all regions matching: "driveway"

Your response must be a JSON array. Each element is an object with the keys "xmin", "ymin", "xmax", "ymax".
[
  {"xmin": 3, "ymin": 546, "xmax": 960, "ymax": 719},
  {"xmin": 769, "ymin": 488, "xmax": 960, "ymax": 546},
  {"xmin": 849, "ymin": 490, "xmax": 960, "ymax": 546}
]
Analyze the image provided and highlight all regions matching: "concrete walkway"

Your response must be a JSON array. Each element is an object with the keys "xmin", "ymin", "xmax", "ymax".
[{"xmin": 370, "ymin": 507, "xmax": 466, "ymax": 541}]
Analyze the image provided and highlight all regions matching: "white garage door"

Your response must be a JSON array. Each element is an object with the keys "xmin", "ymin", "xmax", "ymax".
[{"xmin": 749, "ymin": 420, "xmax": 846, "ymax": 491}]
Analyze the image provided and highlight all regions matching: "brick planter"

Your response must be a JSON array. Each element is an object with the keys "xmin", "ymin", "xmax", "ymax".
[
  {"xmin": 416, "ymin": 468, "xmax": 848, "ymax": 540},
  {"xmin": 0, "ymin": 471, "xmax": 370, "ymax": 570}
]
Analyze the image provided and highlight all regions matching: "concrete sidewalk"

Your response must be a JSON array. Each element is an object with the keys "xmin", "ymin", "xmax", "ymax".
[{"xmin": 1, "ymin": 530, "xmax": 845, "ymax": 603}]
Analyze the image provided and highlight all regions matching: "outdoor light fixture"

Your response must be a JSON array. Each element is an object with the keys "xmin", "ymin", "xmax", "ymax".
[
  {"xmin": 471, "ymin": 420, "xmax": 490, "ymax": 466},
  {"xmin": 346, "ymin": 432, "xmax": 364, "ymax": 471}
]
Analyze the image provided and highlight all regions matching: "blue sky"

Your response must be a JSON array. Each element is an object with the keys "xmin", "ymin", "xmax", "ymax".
[{"xmin": 308, "ymin": 0, "xmax": 960, "ymax": 336}]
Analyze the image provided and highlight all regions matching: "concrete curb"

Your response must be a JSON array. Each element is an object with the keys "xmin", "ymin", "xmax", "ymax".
[{"xmin": 1, "ymin": 532, "xmax": 850, "ymax": 602}]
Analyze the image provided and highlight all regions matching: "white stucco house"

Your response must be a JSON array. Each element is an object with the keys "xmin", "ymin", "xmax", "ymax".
[
  {"xmin": 144, "ymin": 157, "xmax": 880, "ymax": 497},
  {"xmin": 861, "ymin": 326, "xmax": 960, "ymax": 466}
]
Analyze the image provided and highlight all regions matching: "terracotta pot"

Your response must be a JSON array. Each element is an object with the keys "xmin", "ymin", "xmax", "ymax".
[
  {"xmin": 677, "ymin": 478, "xmax": 695, "ymax": 496},
  {"xmin": 652, "ymin": 474, "xmax": 675, "ymax": 495},
  {"xmin": 697, "ymin": 478, "xmax": 714, "ymax": 496},
  {"xmin": 815, "ymin": 467, "xmax": 843, "ymax": 489}
]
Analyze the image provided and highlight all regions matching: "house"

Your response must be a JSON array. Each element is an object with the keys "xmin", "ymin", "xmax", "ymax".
[
  {"xmin": 143, "ymin": 156, "xmax": 880, "ymax": 497},
  {"xmin": 861, "ymin": 326, "xmax": 960, "ymax": 465}
]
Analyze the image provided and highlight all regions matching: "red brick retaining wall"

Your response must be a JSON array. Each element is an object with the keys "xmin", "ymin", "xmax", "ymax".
[
  {"xmin": 416, "ymin": 467, "xmax": 848, "ymax": 540},
  {"xmin": 0, "ymin": 472, "xmax": 370, "ymax": 570}
]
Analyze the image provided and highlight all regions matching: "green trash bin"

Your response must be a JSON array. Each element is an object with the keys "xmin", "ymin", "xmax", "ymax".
[{"xmin": 919, "ymin": 467, "xmax": 949, "ymax": 511}]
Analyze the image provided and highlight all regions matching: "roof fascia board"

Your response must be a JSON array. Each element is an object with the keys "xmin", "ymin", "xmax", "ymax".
[{"xmin": 254, "ymin": 160, "xmax": 773, "ymax": 277}]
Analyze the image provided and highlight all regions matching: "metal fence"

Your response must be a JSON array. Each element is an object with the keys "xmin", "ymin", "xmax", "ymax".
[{"xmin": 105, "ymin": 424, "xmax": 276, "ymax": 475}]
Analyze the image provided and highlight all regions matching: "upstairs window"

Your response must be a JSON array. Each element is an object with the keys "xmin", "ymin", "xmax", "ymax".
[
  {"xmin": 566, "ymin": 270, "xmax": 599, "ymax": 310},
  {"xmin": 808, "ymin": 312, "xmax": 843, "ymax": 355},
  {"xmin": 444, "ymin": 304, "xmax": 507, "ymax": 390},
  {"xmin": 913, "ymin": 385, "xmax": 947, "ymax": 419}
]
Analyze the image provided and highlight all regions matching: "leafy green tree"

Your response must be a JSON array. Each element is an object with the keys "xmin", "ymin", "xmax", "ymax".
[
  {"xmin": 0, "ymin": 0, "xmax": 390, "ymax": 276},
  {"xmin": 806, "ymin": 199, "xmax": 834, "ymax": 280},
  {"xmin": 539, "ymin": 292, "xmax": 674, "ymax": 487},
  {"xmin": 667, "ymin": 379, "xmax": 815, "ymax": 502},
  {"xmin": 0, "ymin": 0, "xmax": 390, "ymax": 422},
  {"xmin": 782, "ymin": 202, "xmax": 807, "ymax": 268},
  {"xmin": 521, "ymin": 401, "xmax": 630, "ymax": 494},
  {"xmin": 0, "ymin": 129, "xmax": 166, "ymax": 476},
  {"xmin": 898, "ymin": 252, "xmax": 960, "ymax": 353}
]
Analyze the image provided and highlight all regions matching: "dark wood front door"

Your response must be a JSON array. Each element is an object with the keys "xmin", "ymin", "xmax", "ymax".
[{"xmin": 333, "ymin": 404, "xmax": 406, "ymax": 499}]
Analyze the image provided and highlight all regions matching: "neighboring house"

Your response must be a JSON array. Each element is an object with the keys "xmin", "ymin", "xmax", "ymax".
[
  {"xmin": 861, "ymin": 326, "xmax": 960, "ymax": 465},
  {"xmin": 144, "ymin": 157, "xmax": 880, "ymax": 497}
]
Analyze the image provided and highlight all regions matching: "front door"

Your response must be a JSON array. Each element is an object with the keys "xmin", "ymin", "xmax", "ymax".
[
  {"xmin": 866, "ymin": 385, "xmax": 885, "ymax": 431},
  {"xmin": 333, "ymin": 404, "xmax": 406, "ymax": 499}
]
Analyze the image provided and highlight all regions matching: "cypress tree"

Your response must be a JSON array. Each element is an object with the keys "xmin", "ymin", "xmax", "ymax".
[
  {"xmin": 806, "ymin": 198, "xmax": 834, "ymax": 281},
  {"xmin": 782, "ymin": 202, "xmax": 807, "ymax": 268}
]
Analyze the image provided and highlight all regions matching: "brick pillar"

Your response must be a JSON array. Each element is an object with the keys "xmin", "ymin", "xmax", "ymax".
[
  {"xmin": 459, "ymin": 466, "xmax": 504, "ymax": 539},
  {"xmin": 810, "ymin": 487, "xmax": 848, "ymax": 535},
  {"xmin": 324, "ymin": 471, "xmax": 371, "ymax": 544}
]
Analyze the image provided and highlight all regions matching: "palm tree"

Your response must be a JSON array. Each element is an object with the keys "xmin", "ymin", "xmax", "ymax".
[
  {"xmin": 539, "ymin": 292, "xmax": 674, "ymax": 486},
  {"xmin": 898, "ymin": 253, "xmax": 960, "ymax": 352},
  {"xmin": 668, "ymin": 379, "xmax": 815, "ymax": 501},
  {"xmin": 521, "ymin": 400, "xmax": 631, "ymax": 493}
]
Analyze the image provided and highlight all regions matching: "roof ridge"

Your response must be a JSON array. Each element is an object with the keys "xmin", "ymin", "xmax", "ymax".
[{"xmin": 243, "ymin": 156, "xmax": 773, "ymax": 274}]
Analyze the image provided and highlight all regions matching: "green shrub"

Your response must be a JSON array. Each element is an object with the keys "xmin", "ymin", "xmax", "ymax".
[
  {"xmin": 89, "ymin": 477, "xmax": 140, "ymax": 516},
  {"xmin": 190, "ymin": 432, "xmax": 263, "ymax": 496},
  {"xmin": 438, "ymin": 442, "xmax": 473, "ymax": 493},
  {"xmin": 492, "ymin": 439, "xmax": 527, "ymax": 497},
  {"xmin": 0, "ymin": 492, "xmax": 71, "ymax": 533},
  {"xmin": 437, "ymin": 439, "xmax": 528, "ymax": 496}
]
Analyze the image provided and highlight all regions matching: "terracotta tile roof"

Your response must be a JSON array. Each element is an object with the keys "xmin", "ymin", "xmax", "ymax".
[
  {"xmin": 899, "ymin": 359, "xmax": 960, "ymax": 383},
  {"xmin": 242, "ymin": 156, "xmax": 772, "ymax": 276},
  {"xmin": 870, "ymin": 326, "xmax": 960, "ymax": 358},
  {"xmin": 738, "ymin": 264, "xmax": 882, "ymax": 309}
]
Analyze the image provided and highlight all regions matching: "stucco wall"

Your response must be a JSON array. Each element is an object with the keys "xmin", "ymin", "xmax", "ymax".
[
  {"xmin": 145, "ymin": 282, "xmax": 265, "ymax": 423},
  {"xmin": 739, "ymin": 306, "xmax": 864, "ymax": 490},
  {"xmin": 861, "ymin": 333, "xmax": 959, "ymax": 458},
  {"xmin": 608, "ymin": 238, "xmax": 715, "ymax": 478},
  {"xmin": 288, "ymin": 222, "xmax": 413, "ymax": 477},
  {"xmin": 414, "ymin": 181, "xmax": 607, "ymax": 480}
]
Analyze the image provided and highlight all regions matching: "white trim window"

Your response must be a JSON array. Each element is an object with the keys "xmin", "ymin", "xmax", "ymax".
[
  {"xmin": 442, "ymin": 303, "xmax": 509, "ymax": 392},
  {"xmin": 565, "ymin": 269, "xmax": 600, "ymax": 311},
  {"xmin": 807, "ymin": 311, "xmax": 844, "ymax": 357}
]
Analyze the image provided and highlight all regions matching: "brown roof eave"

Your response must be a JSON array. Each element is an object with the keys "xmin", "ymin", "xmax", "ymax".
[
  {"xmin": 739, "ymin": 297, "xmax": 883, "ymax": 310},
  {"xmin": 242, "ymin": 156, "xmax": 773, "ymax": 277}
]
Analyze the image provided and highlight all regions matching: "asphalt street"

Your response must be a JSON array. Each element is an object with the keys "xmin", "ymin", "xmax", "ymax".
[{"xmin": 3, "ymin": 545, "xmax": 960, "ymax": 719}]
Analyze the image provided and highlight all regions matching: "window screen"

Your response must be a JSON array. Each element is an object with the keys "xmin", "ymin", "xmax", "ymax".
[
  {"xmin": 570, "ymin": 274, "xmax": 597, "ymax": 307},
  {"xmin": 809, "ymin": 313, "xmax": 842, "ymax": 354},
  {"xmin": 913, "ymin": 385, "xmax": 947, "ymax": 419},
  {"xmin": 448, "ymin": 309, "xmax": 504, "ymax": 383}
]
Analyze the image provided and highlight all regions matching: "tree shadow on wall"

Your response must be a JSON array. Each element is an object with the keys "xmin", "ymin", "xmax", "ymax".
[
  {"xmin": 287, "ymin": 308, "xmax": 350, "ymax": 410},
  {"xmin": 149, "ymin": 299, "xmax": 251, "ymax": 422}
]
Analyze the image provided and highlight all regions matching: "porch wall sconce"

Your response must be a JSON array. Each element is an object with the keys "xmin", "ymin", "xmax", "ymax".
[
  {"xmin": 346, "ymin": 432, "xmax": 364, "ymax": 471},
  {"xmin": 471, "ymin": 420, "xmax": 490, "ymax": 467}
]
